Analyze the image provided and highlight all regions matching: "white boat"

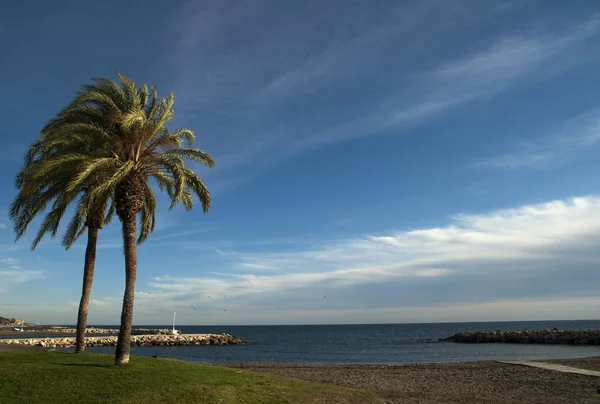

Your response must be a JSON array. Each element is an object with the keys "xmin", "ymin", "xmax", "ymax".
[{"xmin": 167, "ymin": 312, "xmax": 179, "ymax": 335}]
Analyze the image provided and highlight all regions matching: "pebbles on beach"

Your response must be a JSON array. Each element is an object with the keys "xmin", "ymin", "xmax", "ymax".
[{"xmin": 228, "ymin": 360, "xmax": 600, "ymax": 404}]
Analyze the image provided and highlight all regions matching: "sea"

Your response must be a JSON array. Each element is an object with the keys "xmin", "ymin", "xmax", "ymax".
[{"xmin": 79, "ymin": 320, "xmax": 600, "ymax": 365}]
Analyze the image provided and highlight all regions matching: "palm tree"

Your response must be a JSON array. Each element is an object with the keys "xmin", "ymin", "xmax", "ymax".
[
  {"xmin": 10, "ymin": 125, "xmax": 153, "ymax": 353},
  {"xmin": 23, "ymin": 73, "xmax": 214, "ymax": 365},
  {"xmin": 11, "ymin": 139, "xmax": 111, "ymax": 354}
]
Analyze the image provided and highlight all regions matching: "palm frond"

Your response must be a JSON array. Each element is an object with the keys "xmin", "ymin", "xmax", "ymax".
[
  {"xmin": 65, "ymin": 158, "xmax": 120, "ymax": 193},
  {"xmin": 137, "ymin": 183, "xmax": 156, "ymax": 244},
  {"xmin": 163, "ymin": 148, "xmax": 215, "ymax": 168},
  {"xmin": 30, "ymin": 192, "xmax": 73, "ymax": 250},
  {"xmin": 104, "ymin": 197, "xmax": 116, "ymax": 225},
  {"xmin": 86, "ymin": 161, "xmax": 135, "ymax": 206},
  {"xmin": 182, "ymin": 167, "xmax": 211, "ymax": 213},
  {"xmin": 62, "ymin": 194, "xmax": 89, "ymax": 249}
]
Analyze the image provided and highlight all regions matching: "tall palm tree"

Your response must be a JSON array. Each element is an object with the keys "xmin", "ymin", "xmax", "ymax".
[{"xmin": 24, "ymin": 73, "xmax": 214, "ymax": 365}]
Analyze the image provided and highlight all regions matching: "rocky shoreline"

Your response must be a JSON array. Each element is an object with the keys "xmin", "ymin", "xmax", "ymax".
[
  {"xmin": 0, "ymin": 333, "xmax": 247, "ymax": 348},
  {"xmin": 442, "ymin": 329, "xmax": 600, "ymax": 345}
]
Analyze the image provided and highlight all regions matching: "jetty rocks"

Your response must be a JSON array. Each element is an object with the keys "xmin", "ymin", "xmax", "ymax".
[
  {"xmin": 0, "ymin": 333, "xmax": 247, "ymax": 349},
  {"xmin": 442, "ymin": 329, "xmax": 600, "ymax": 345}
]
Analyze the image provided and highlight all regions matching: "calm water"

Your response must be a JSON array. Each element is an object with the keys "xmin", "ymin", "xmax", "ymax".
[{"xmin": 81, "ymin": 320, "xmax": 600, "ymax": 365}]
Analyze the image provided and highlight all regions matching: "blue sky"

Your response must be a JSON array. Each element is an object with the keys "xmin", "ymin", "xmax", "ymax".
[{"xmin": 1, "ymin": 0, "xmax": 600, "ymax": 325}]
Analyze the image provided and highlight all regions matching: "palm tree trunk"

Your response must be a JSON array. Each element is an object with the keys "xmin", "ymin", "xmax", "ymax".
[
  {"xmin": 75, "ymin": 226, "xmax": 99, "ymax": 353},
  {"xmin": 114, "ymin": 212, "xmax": 137, "ymax": 366}
]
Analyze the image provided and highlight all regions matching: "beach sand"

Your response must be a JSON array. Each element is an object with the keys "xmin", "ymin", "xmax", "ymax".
[{"xmin": 228, "ymin": 358, "xmax": 600, "ymax": 403}]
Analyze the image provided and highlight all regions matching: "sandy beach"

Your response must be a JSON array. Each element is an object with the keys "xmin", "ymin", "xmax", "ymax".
[{"xmin": 228, "ymin": 357, "xmax": 600, "ymax": 403}]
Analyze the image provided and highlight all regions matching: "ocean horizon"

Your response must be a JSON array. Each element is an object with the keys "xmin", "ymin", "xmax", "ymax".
[{"xmin": 72, "ymin": 319, "xmax": 600, "ymax": 365}]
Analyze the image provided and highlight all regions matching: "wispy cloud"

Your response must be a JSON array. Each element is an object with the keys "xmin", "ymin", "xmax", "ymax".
[
  {"xmin": 165, "ymin": 2, "xmax": 600, "ymax": 189},
  {"xmin": 294, "ymin": 14, "xmax": 600, "ymax": 153},
  {"xmin": 0, "ymin": 269, "xmax": 44, "ymax": 292},
  {"xmin": 0, "ymin": 257, "xmax": 20, "ymax": 269},
  {"xmin": 474, "ymin": 110, "xmax": 600, "ymax": 169},
  {"xmin": 0, "ymin": 257, "xmax": 45, "ymax": 293},
  {"xmin": 430, "ymin": 14, "xmax": 600, "ymax": 85},
  {"xmin": 237, "ymin": 263, "xmax": 275, "ymax": 271}
]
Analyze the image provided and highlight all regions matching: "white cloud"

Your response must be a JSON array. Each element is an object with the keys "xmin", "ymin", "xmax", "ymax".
[
  {"xmin": 0, "ymin": 258, "xmax": 44, "ymax": 293},
  {"xmin": 0, "ymin": 257, "xmax": 20, "ymax": 269},
  {"xmin": 0, "ymin": 270, "xmax": 44, "ymax": 287},
  {"xmin": 0, "ymin": 257, "xmax": 19, "ymax": 266},
  {"xmin": 0, "ymin": 223, "xmax": 6, "ymax": 229},
  {"xmin": 83, "ymin": 195, "xmax": 600, "ymax": 323}
]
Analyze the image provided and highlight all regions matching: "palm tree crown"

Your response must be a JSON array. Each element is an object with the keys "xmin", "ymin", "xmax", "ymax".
[{"xmin": 15, "ymin": 73, "xmax": 214, "ymax": 244}]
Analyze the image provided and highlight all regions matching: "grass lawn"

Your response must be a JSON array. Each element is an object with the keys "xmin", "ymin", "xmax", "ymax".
[{"xmin": 0, "ymin": 350, "xmax": 375, "ymax": 403}]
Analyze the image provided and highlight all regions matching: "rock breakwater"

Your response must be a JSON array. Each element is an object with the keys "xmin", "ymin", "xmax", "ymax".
[
  {"xmin": 0, "ymin": 333, "xmax": 247, "ymax": 348},
  {"xmin": 442, "ymin": 329, "xmax": 600, "ymax": 345}
]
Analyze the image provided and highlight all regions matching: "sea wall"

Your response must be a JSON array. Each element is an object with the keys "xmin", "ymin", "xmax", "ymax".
[
  {"xmin": 442, "ymin": 329, "xmax": 600, "ymax": 345},
  {"xmin": 0, "ymin": 333, "xmax": 247, "ymax": 348}
]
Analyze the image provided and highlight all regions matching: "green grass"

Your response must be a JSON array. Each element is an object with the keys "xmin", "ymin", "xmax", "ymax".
[{"xmin": 0, "ymin": 351, "xmax": 374, "ymax": 403}]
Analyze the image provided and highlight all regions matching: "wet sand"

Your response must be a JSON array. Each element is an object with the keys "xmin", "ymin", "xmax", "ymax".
[{"xmin": 227, "ymin": 358, "xmax": 600, "ymax": 403}]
